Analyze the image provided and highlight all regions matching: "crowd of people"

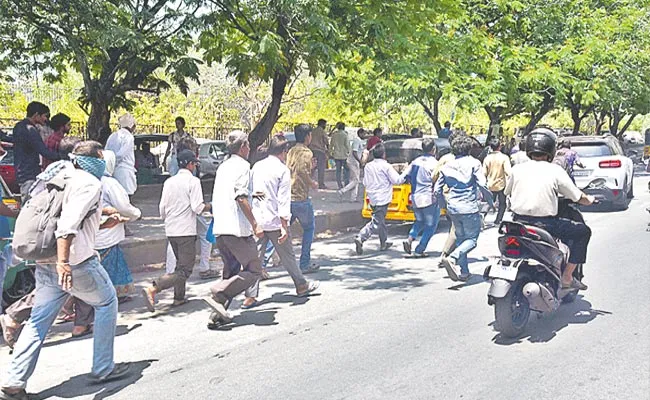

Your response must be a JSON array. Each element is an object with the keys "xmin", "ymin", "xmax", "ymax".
[{"xmin": 0, "ymin": 101, "xmax": 596, "ymax": 398}]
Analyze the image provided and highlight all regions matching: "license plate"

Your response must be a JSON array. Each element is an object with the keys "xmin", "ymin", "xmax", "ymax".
[
  {"xmin": 489, "ymin": 261, "xmax": 519, "ymax": 281},
  {"xmin": 573, "ymin": 169, "xmax": 592, "ymax": 177}
]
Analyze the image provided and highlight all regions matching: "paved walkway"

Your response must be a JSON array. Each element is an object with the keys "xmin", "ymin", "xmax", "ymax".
[{"xmin": 123, "ymin": 177, "xmax": 366, "ymax": 269}]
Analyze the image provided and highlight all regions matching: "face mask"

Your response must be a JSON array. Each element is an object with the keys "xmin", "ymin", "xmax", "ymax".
[{"xmin": 74, "ymin": 155, "xmax": 106, "ymax": 180}]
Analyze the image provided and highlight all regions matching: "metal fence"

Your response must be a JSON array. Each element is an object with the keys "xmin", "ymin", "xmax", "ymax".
[{"xmin": 0, "ymin": 117, "xmax": 243, "ymax": 141}]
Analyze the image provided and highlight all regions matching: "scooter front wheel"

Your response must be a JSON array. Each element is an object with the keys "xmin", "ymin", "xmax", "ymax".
[{"xmin": 494, "ymin": 278, "xmax": 530, "ymax": 338}]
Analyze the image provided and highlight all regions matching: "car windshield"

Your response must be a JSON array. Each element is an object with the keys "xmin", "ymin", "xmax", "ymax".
[
  {"xmin": 572, "ymin": 143, "xmax": 613, "ymax": 158},
  {"xmin": 383, "ymin": 140, "xmax": 423, "ymax": 164}
]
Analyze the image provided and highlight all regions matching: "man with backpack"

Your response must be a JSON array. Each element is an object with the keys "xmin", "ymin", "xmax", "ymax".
[{"xmin": 2, "ymin": 141, "xmax": 130, "ymax": 399}]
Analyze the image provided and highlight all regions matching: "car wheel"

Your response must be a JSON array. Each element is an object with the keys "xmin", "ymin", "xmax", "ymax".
[{"xmin": 627, "ymin": 174, "xmax": 634, "ymax": 199}]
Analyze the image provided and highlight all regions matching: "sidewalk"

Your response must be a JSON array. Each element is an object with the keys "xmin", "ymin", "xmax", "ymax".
[{"xmin": 123, "ymin": 177, "xmax": 366, "ymax": 270}]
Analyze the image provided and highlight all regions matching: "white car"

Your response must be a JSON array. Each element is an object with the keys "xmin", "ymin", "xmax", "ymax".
[{"xmin": 566, "ymin": 135, "xmax": 634, "ymax": 210}]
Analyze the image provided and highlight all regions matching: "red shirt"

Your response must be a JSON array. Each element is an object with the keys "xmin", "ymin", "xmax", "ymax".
[
  {"xmin": 367, "ymin": 136, "xmax": 382, "ymax": 150},
  {"xmin": 42, "ymin": 131, "xmax": 64, "ymax": 169}
]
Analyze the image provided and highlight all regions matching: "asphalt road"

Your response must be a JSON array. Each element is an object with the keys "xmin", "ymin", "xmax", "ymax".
[{"xmin": 1, "ymin": 178, "xmax": 649, "ymax": 400}]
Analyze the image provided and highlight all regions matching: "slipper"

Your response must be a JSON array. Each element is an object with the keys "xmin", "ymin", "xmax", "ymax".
[
  {"xmin": 0, "ymin": 389, "xmax": 29, "ymax": 400},
  {"xmin": 241, "ymin": 300, "xmax": 258, "ymax": 310},
  {"xmin": 141, "ymin": 288, "xmax": 155, "ymax": 312},
  {"xmin": 172, "ymin": 299, "xmax": 188, "ymax": 307},
  {"xmin": 0, "ymin": 316, "xmax": 18, "ymax": 349},
  {"xmin": 71, "ymin": 326, "xmax": 93, "ymax": 339},
  {"xmin": 57, "ymin": 313, "xmax": 76, "ymax": 323},
  {"xmin": 297, "ymin": 281, "xmax": 320, "ymax": 297}
]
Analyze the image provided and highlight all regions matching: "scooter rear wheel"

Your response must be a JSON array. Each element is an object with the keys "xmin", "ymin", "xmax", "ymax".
[{"xmin": 494, "ymin": 278, "xmax": 530, "ymax": 338}]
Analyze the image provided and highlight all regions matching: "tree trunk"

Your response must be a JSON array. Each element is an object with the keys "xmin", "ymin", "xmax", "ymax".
[
  {"xmin": 484, "ymin": 106, "xmax": 502, "ymax": 144},
  {"xmin": 87, "ymin": 98, "xmax": 112, "ymax": 143},
  {"xmin": 414, "ymin": 91, "xmax": 442, "ymax": 134},
  {"xmin": 594, "ymin": 110, "xmax": 607, "ymax": 135},
  {"xmin": 609, "ymin": 109, "xmax": 621, "ymax": 137},
  {"xmin": 248, "ymin": 72, "xmax": 288, "ymax": 158},
  {"xmin": 617, "ymin": 114, "xmax": 637, "ymax": 139}
]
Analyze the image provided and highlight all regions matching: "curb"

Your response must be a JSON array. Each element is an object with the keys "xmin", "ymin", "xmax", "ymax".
[{"xmin": 123, "ymin": 207, "xmax": 366, "ymax": 274}]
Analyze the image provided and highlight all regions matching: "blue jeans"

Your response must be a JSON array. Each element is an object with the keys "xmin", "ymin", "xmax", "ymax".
[
  {"xmin": 290, "ymin": 200, "xmax": 315, "ymax": 270},
  {"xmin": 262, "ymin": 240, "xmax": 275, "ymax": 268},
  {"xmin": 408, "ymin": 204, "xmax": 441, "ymax": 254},
  {"xmin": 449, "ymin": 213, "xmax": 482, "ymax": 274},
  {"xmin": 4, "ymin": 257, "xmax": 118, "ymax": 388}
]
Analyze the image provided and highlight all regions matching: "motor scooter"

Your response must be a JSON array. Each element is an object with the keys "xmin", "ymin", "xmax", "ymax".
[{"xmin": 484, "ymin": 199, "xmax": 586, "ymax": 337}]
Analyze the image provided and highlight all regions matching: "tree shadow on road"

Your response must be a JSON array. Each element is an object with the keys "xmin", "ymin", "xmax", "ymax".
[
  {"xmin": 491, "ymin": 296, "xmax": 611, "ymax": 345},
  {"xmin": 35, "ymin": 359, "xmax": 156, "ymax": 399},
  {"xmin": 42, "ymin": 324, "xmax": 143, "ymax": 348}
]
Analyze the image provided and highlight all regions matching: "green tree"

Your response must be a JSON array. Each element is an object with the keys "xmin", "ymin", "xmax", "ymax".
[{"xmin": 0, "ymin": 0, "xmax": 201, "ymax": 142}]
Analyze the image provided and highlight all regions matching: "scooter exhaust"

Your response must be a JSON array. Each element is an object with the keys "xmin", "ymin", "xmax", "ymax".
[{"xmin": 522, "ymin": 282, "xmax": 559, "ymax": 313}]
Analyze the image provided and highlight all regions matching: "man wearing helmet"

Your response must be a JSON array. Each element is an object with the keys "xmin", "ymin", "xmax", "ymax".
[{"xmin": 505, "ymin": 128, "xmax": 595, "ymax": 290}]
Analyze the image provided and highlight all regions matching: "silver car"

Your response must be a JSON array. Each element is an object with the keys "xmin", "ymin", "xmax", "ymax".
[{"xmin": 198, "ymin": 140, "xmax": 227, "ymax": 178}]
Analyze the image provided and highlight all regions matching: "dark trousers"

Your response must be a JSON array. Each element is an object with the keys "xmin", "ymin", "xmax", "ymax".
[
  {"xmin": 312, "ymin": 150, "xmax": 327, "ymax": 188},
  {"xmin": 515, "ymin": 216, "xmax": 592, "ymax": 264},
  {"xmin": 5, "ymin": 291, "xmax": 35, "ymax": 324},
  {"xmin": 334, "ymin": 159, "xmax": 349, "ymax": 189},
  {"xmin": 154, "ymin": 236, "xmax": 197, "ymax": 300},
  {"xmin": 491, "ymin": 190, "xmax": 507, "ymax": 224},
  {"xmin": 210, "ymin": 235, "xmax": 263, "ymax": 304},
  {"xmin": 358, "ymin": 204, "xmax": 389, "ymax": 246}
]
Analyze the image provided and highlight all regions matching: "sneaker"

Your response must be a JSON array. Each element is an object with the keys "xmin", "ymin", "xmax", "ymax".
[
  {"xmin": 441, "ymin": 257, "xmax": 461, "ymax": 281},
  {"xmin": 301, "ymin": 264, "xmax": 321, "ymax": 274},
  {"xmin": 88, "ymin": 363, "xmax": 131, "ymax": 384},
  {"xmin": 402, "ymin": 240, "xmax": 412, "ymax": 254},
  {"xmin": 354, "ymin": 238, "xmax": 363, "ymax": 255},
  {"xmin": 199, "ymin": 269, "xmax": 219, "ymax": 280},
  {"xmin": 203, "ymin": 296, "xmax": 233, "ymax": 324},
  {"xmin": 379, "ymin": 242, "xmax": 393, "ymax": 251},
  {"xmin": 458, "ymin": 272, "xmax": 471, "ymax": 282}
]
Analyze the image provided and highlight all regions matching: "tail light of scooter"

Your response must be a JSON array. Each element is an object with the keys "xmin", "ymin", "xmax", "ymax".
[
  {"xmin": 505, "ymin": 236, "xmax": 521, "ymax": 256},
  {"xmin": 599, "ymin": 159, "xmax": 622, "ymax": 168}
]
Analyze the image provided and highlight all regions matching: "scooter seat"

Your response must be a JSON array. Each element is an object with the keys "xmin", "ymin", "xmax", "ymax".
[{"xmin": 523, "ymin": 225, "xmax": 558, "ymax": 248}]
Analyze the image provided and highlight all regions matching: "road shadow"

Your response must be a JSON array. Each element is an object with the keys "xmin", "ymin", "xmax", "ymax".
[
  {"xmin": 446, "ymin": 274, "xmax": 489, "ymax": 291},
  {"xmin": 35, "ymin": 359, "xmax": 156, "ymax": 399},
  {"xmin": 207, "ymin": 309, "xmax": 279, "ymax": 331},
  {"xmin": 491, "ymin": 296, "xmax": 611, "ymax": 345},
  {"xmin": 42, "ymin": 324, "xmax": 142, "ymax": 348}
]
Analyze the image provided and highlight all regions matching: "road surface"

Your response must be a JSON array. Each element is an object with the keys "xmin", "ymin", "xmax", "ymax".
[{"xmin": 1, "ymin": 177, "xmax": 649, "ymax": 400}]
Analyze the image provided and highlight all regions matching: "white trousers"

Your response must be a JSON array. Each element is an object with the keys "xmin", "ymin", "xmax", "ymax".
[{"xmin": 340, "ymin": 158, "xmax": 360, "ymax": 201}]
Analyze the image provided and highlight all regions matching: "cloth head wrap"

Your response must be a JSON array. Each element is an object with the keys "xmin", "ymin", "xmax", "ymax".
[
  {"xmin": 72, "ymin": 155, "xmax": 106, "ymax": 180},
  {"xmin": 118, "ymin": 113, "xmax": 136, "ymax": 129}
]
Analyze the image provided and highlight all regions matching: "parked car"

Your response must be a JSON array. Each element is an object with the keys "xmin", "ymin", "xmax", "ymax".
[
  {"xmin": 0, "ymin": 142, "xmax": 18, "ymax": 194},
  {"xmin": 563, "ymin": 135, "xmax": 634, "ymax": 210},
  {"xmin": 197, "ymin": 140, "xmax": 227, "ymax": 178}
]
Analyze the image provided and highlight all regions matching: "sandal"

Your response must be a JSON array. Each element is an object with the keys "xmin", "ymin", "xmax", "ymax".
[
  {"xmin": 57, "ymin": 312, "xmax": 76, "ymax": 323},
  {"xmin": 0, "ymin": 388, "xmax": 29, "ymax": 400},
  {"xmin": 297, "ymin": 281, "xmax": 320, "ymax": 297},
  {"xmin": 71, "ymin": 325, "xmax": 93, "ymax": 338},
  {"xmin": 241, "ymin": 300, "xmax": 258, "ymax": 310}
]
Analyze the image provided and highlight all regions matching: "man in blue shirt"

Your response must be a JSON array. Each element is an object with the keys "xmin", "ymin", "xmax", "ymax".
[
  {"xmin": 434, "ymin": 134, "xmax": 493, "ymax": 281},
  {"xmin": 13, "ymin": 102, "xmax": 60, "ymax": 201},
  {"xmin": 438, "ymin": 121, "xmax": 452, "ymax": 139},
  {"xmin": 402, "ymin": 138, "xmax": 441, "ymax": 257}
]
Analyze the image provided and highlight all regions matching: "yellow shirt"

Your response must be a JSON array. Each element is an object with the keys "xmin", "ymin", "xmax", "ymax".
[{"xmin": 482, "ymin": 151, "xmax": 512, "ymax": 192}]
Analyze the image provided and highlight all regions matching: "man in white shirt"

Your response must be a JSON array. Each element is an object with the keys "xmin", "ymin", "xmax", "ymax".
[
  {"xmin": 142, "ymin": 150, "xmax": 210, "ymax": 311},
  {"xmin": 247, "ymin": 136, "xmax": 319, "ymax": 307},
  {"xmin": 205, "ymin": 131, "xmax": 264, "ymax": 327},
  {"xmin": 338, "ymin": 128, "xmax": 365, "ymax": 202},
  {"xmin": 2, "ymin": 141, "xmax": 130, "ymax": 398},
  {"xmin": 506, "ymin": 128, "xmax": 594, "ymax": 290},
  {"xmin": 510, "ymin": 142, "xmax": 530, "ymax": 165},
  {"xmin": 105, "ymin": 113, "xmax": 137, "ymax": 196},
  {"xmin": 354, "ymin": 144, "xmax": 404, "ymax": 255},
  {"xmin": 401, "ymin": 138, "xmax": 440, "ymax": 257}
]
